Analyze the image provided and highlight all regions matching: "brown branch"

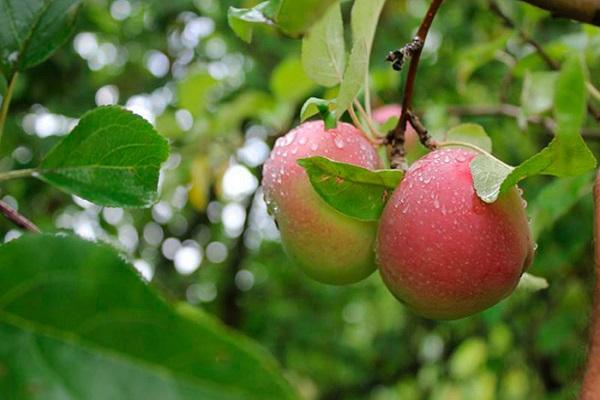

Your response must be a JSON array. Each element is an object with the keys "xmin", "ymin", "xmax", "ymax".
[
  {"xmin": 518, "ymin": 0, "xmax": 600, "ymax": 26},
  {"xmin": 386, "ymin": 0, "xmax": 445, "ymax": 169},
  {"xmin": 581, "ymin": 170, "xmax": 600, "ymax": 399},
  {"xmin": 0, "ymin": 200, "xmax": 40, "ymax": 233},
  {"xmin": 490, "ymin": 1, "xmax": 600, "ymax": 122},
  {"xmin": 447, "ymin": 104, "xmax": 600, "ymax": 138}
]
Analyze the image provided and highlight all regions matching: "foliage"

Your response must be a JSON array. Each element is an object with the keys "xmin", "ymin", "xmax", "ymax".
[{"xmin": 0, "ymin": 0, "xmax": 598, "ymax": 399}]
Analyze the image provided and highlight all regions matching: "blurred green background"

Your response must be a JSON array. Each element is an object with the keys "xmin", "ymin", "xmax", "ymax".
[{"xmin": 2, "ymin": 0, "xmax": 599, "ymax": 398}]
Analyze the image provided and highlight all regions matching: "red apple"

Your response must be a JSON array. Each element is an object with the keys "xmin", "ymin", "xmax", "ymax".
[{"xmin": 376, "ymin": 147, "xmax": 534, "ymax": 319}]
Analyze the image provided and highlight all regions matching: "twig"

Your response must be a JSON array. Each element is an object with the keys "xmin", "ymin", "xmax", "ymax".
[
  {"xmin": 0, "ymin": 200, "xmax": 40, "ymax": 233},
  {"xmin": 407, "ymin": 110, "xmax": 436, "ymax": 148},
  {"xmin": 447, "ymin": 104, "xmax": 600, "ymax": 138},
  {"xmin": 0, "ymin": 72, "xmax": 18, "ymax": 145},
  {"xmin": 489, "ymin": 1, "xmax": 600, "ymax": 122},
  {"xmin": 0, "ymin": 168, "xmax": 38, "ymax": 182},
  {"xmin": 386, "ymin": 0, "xmax": 445, "ymax": 169}
]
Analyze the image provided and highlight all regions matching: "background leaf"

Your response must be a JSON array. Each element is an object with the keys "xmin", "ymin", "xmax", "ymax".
[
  {"xmin": 38, "ymin": 106, "xmax": 170, "ymax": 208},
  {"xmin": 0, "ymin": 0, "xmax": 81, "ymax": 73},
  {"xmin": 336, "ymin": 0, "xmax": 386, "ymax": 115},
  {"xmin": 528, "ymin": 173, "xmax": 593, "ymax": 240},
  {"xmin": 0, "ymin": 233, "xmax": 297, "ymax": 400},
  {"xmin": 470, "ymin": 55, "xmax": 596, "ymax": 203},
  {"xmin": 301, "ymin": 2, "xmax": 345, "ymax": 87},
  {"xmin": 277, "ymin": 0, "xmax": 338, "ymax": 36},
  {"xmin": 445, "ymin": 123, "xmax": 493, "ymax": 153},
  {"xmin": 298, "ymin": 156, "xmax": 403, "ymax": 221},
  {"xmin": 227, "ymin": 1, "xmax": 278, "ymax": 43}
]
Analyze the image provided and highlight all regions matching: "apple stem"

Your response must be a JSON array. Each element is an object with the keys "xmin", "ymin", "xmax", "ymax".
[
  {"xmin": 581, "ymin": 170, "xmax": 600, "ymax": 398},
  {"xmin": 385, "ymin": 0, "xmax": 445, "ymax": 169}
]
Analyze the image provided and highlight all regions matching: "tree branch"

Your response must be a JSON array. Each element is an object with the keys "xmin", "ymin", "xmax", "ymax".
[
  {"xmin": 386, "ymin": 0, "xmax": 445, "ymax": 169},
  {"xmin": 0, "ymin": 200, "xmax": 40, "ymax": 233},
  {"xmin": 518, "ymin": 0, "xmax": 600, "ymax": 26},
  {"xmin": 581, "ymin": 170, "xmax": 600, "ymax": 399},
  {"xmin": 447, "ymin": 104, "xmax": 600, "ymax": 139}
]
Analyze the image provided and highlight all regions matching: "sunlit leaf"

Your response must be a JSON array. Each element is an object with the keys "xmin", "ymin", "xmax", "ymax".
[
  {"xmin": 38, "ymin": 106, "xmax": 170, "ymax": 208},
  {"xmin": 301, "ymin": 2, "xmax": 345, "ymax": 87},
  {"xmin": 336, "ymin": 0, "xmax": 386, "ymax": 114},
  {"xmin": 227, "ymin": 1, "xmax": 278, "ymax": 43}
]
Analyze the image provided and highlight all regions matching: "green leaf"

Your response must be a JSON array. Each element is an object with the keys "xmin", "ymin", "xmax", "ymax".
[
  {"xmin": 300, "ymin": 97, "xmax": 336, "ymax": 122},
  {"xmin": 445, "ymin": 123, "xmax": 492, "ymax": 153},
  {"xmin": 270, "ymin": 57, "xmax": 316, "ymax": 103},
  {"xmin": 0, "ymin": 73, "xmax": 6, "ymax": 94},
  {"xmin": 227, "ymin": 0, "xmax": 337, "ymax": 42},
  {"xmin": 515, "ymin": 273, "xmax": 549, "ymax": 293},
  {"xmin": 521, "ymin": 71, "xmax": 558, "ymax": 116},
  {"xmin": 178, "ymin": 70, "xmax": 218, "ymax": 117},
  {"xmin": 0, "ymin": 0, "xmax": 81, "ymax": 73},
  {"xmin": 528, "ymin": 173, "xmax": 593, "ymax": 239},
  {"xmin": 0, "ymin": 233, "xmax": 297, "ymax": 400},
  {"xmin": 470, "ymin": 154, "xmax": 513, "ymax": 203},
  {"xmin": 457, "ymin": 32, "xmax": 511, "ymax": 86},
  {"xmin": 470, "ymin": 55, "xmax": 596, "ymax": 203},
  {"xmin": 336, "ymin": 0, "xmax": 386, "ymax": 114},
  {"xmin": 38, "ymin": 106, "xmax": 170, "ymax": 208},
  {"xmin": 277, "ymin": 0, "xmax": 338, "ymax": 36},
  {"xmin": 297, "ymin": 156, "xmax": 403, "ymax": 221},
  {"xmin": 301, "ymin": 2, "xmax": 345, "ymax": 87},
  {"xmin": 227, "ymin": 1, "xmax": 278, "ymax": 43}
]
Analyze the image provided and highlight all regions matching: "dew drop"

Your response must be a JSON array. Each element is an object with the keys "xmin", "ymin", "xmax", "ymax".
[
  {"xmin": 310, "ymin": 142, "xmax": 319, "ymax": 151},
  {"xmin": 299, "ymin": 136, "xmax": 307, "ymax": 145},
  {"xmin": 334, "ymin": 136, "xmax": 345, "ymax": 149}
]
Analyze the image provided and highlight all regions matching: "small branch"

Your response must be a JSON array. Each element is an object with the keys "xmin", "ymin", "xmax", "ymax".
[
  {"xmin": 447, "ymin": 104, "xmax": 600, "ymax": 138},
  {"xmin": 407, "ymin": 110, "xmax": 437, "ymax": 148},
  {"xmin": 386, "ymin": 0, "xmax": 445, "ymax": 169},
  {"xmin": 0, "ymin": 168, "xmax": 38, "ymax": 182},
  {"xmin": 0, "ymin": 200, "xmax": 40, "ymax": 233},
  {"xmin": 518, "ymin": 0, "xmax": 600, "ymax": 26},
  {"xmin": 489, "ymin": 1, "xmax": 600, "ymax": 122},
  {"xmin": 581, "ymin": 170, "xmax": 600, "ymax": 399},
  {"xmin": 0, "ymin": 72, "xmax": 18, "ymax": 145}
]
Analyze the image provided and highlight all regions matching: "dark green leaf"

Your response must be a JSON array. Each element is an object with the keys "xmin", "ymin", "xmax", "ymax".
[
  {"xmin": 301, "ymin": 2, "xmax": 345, "ymax": 87},
  {"xmin": 0, "ymin": 73, "xmax": 6, "ymax": 94},
  {"xmin": 445, "ymin": 123, "xmax": 492, "ymax": 153},
  {"xmin": 528, "ymin": 173, "xmax": 593, "ymax": 239},
  {"xmin": 470, "ymin": 55, "xmax": 596, "ymax": 203},
  {"xmin": 0, "ymin": 233, "xmax": 297, "ymax": 400},
  {"xmin": 298, "ymin": 156, "xmax": 403, "ymax": 221},
  {"xmin": 0, "ymin": 0, "xmax": 81, "ymax": 73},
  {"xmin": 38, "ymin": 106, "xmax": 170, "ymax": 208}
]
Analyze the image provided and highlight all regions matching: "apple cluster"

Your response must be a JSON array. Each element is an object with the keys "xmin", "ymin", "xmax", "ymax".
[{"xmin": 262, "ymin": 107, "xmax": 534, "ymax": 320}]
